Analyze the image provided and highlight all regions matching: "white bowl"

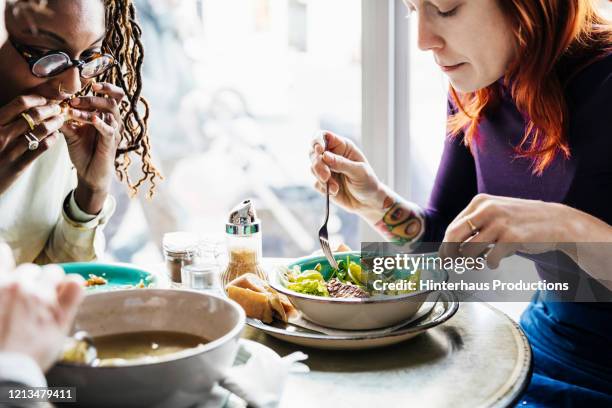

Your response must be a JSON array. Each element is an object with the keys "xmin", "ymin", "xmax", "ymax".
[
  {"xmin": 47, "ymin": 289, "xmax": 245, "ymax": 408},
  {"xmin": 269, "ymin": 253, "xmax": 448, "ymax": 330}
]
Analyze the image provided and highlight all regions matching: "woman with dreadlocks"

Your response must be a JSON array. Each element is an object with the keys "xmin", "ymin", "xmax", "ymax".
[{"xmin": 0, "ymin": 0, "xmax": 159, "ymax": 264}]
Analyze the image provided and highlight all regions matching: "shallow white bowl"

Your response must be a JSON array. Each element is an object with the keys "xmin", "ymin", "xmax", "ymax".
[
  {"xmin": 47, "ymin": 289, "xmax": 245, "ymax": 408},
  {"xmin": 269, "ymin": 252, "xmax": 448, "ymax": 330}
]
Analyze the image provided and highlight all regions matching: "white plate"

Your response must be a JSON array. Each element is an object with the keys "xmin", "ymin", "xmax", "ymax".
[{"xmin": 247, "ymin": 291, "xmax": 458, "ymax": 350}]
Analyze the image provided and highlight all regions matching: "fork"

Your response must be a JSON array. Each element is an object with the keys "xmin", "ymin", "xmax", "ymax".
[{"xmin": 318, "ymin": 140, "xmax": 339, "ymax": 270}]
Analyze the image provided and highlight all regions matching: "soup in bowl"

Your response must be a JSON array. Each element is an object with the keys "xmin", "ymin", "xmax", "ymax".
[{"xmin": 47, "ymin": 289, "xmax": 245, "ymax": 408}]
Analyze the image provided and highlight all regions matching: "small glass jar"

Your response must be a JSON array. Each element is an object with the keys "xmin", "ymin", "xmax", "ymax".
[
  {"xmin": 162, "ymin": 232, "xmax": 199, "ymax": 283},
  {"xmin": 181, "ymin": 263, "xmax": 222, "ymax": 293},
  {"xmin": 222, "ymin": 199, "xmax": 266, "ymax": 287}
]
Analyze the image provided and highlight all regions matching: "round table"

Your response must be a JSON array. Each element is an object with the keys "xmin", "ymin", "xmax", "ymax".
[{"xmin": 243, "ymin": 302, "xmax": 532, "ymax": 408}]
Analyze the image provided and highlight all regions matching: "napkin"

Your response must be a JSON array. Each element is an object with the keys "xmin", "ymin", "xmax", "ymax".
[{"xmin": 200, "ymin": 339, "xmax": 309, "ymax": 408}]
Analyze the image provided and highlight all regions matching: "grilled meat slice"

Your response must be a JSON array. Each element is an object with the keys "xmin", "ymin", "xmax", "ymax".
[{"xmin": 326, "ymin": 278, "xmax": 368, "ymax": 298}]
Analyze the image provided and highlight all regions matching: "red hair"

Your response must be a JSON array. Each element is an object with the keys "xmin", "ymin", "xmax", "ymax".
[{"xmin": 448, "ymin": 0, "xmax": 612, "ymax": 174}]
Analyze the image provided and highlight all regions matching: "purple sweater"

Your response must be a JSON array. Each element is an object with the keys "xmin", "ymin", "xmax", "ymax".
[
  {"xmin": 421, "ymin": 52, "xmax": 612, "ymax": 374},
  {"xmin": 424, "ymin": 52, "xmax": 612, "ymax": 242}
]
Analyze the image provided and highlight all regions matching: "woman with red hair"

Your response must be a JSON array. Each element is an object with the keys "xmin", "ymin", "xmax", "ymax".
[{"xmin": 311, "ymin": 0, "xmax": 611, "ymax": 405}]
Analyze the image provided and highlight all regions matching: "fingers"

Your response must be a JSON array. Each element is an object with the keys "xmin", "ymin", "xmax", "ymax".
[
  {"xmin": 0, "ymin": 243, "xmax": 16, "ymax": 274},
  {"xmin": 313, "ymin": 180, "xmax": 326, "ymax": 195},
  {"xmin": 0, "ymin": 95, "xmax": 48, "ymax": 126},
  {"xmin": 310, "ymin": 154, "xmax": 342, "ymax": 195},
  {"xmin": 444, "ymin": 215, "xmax": 479, "ymax": 243},
  {"xmin": 311, "ymin": 130, "xmax": 349, "ymax": 157},
  {"xmin": 65, "ymin": 107, "xmax": 103, "ymax": 123},
  {"xmin": 5, "ymin": 115, "xmax": 64, "ymax": 163},
  {"xmin": 65, "ymin": 108, "xmax": 120, "ymax": 134},
  {"xmin": 91, "ymin": 115, "xmax": 117, "ymax": 139},
  {"xmin": 444, "ymin": 196, "xmax": 495, "ymax": 242},
  {"xmin": 322, "ymin": 151, "xmax": 365, "ymax": 179},
  {"xmin": 91, "ymin": 82, "xmax": 125, "ymax": 101},
  {"xmin": 310, "ymin": 130, "xmax": 354, "ymax": 155},
  {"xmin": 311, "ymin": 150, "xmax": 332, "ymax": 182},
  {"xmin": 30, "ymin": 115, "xmax": 65, "ymax": 140},
  {"xmin": 25, "ymin": 104, "xmax": 63, "ymax": 126},
  {"xmin": 55, "ymin": 277, "xmax": 84, "ymax": 331},
  {"xmin": 70, "ymin": 95, "xmax": 119, "ymax": 117},
  {"xmin": 484, "ymin": 243, "xmax": 518, "ymax": 269},
  {"xmin": 308, "ymin": 141, "xmax": 324, "ymax": 161},
  {"xmin": 0, "ymin": 103, "xmax": 61, "ymax": 150},
  {"xmin": 313, "ymin": 178, "xmax": 341, "ymax": 197},
  {"xmin": 11, "ymin": 131, "xmax": 61, "ymax": 173},
  {"xmin": 38, "ymin": 265, "xmax": 68, "ymax": 292}
]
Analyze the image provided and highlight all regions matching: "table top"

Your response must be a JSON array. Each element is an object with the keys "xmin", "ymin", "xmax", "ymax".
[
  {"xmin": 243, "ymin": 301, "xmax": 532, "ymax": 408},
  {"xmin": 151, "ymin": 258, "xmax": 532, "ymax": 407}
]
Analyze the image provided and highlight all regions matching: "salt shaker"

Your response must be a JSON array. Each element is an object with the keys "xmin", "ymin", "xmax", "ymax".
[
  {"xmin": 162, "ymin": 232, "xmax": 199, "ymax": 284},
  {"xmin": 222, "ymin": 199, "xmax": 266, "ymax": 288},
  {"xmin": 181, "ymin": 263, "xmax": 222, "ymax": 293}
]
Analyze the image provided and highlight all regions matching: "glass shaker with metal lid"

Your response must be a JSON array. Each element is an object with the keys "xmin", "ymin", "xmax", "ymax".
[
  {"xmin": 222, "ymin": 199, "xmax": 266, "ymax": 288},
  {"xmin": 162, "ymin": 232, "xmax": 199, "ymax": 284}
]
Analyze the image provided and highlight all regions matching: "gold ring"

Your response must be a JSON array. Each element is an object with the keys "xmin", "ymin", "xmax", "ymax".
[
  {"xmin": 21, "ymin": 112, "xmax": 36, "ymax": 131},
  {"xmin": 466, "ymin": 218, "xmax": 478, "ymax": 234}
]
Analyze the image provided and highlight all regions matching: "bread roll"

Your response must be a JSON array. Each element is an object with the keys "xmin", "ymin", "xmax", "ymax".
[
  {"xmin": 226, "ymin": 273, "xmax": 297, "ymax": 322},
  {"xmin": 227, "ymin": 286, "xmax": 273, "ymax": 323}
]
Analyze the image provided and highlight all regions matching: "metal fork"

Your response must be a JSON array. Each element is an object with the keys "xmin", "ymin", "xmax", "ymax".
[{"xmin": 318, "ymin": 140, "xmax": 339, "ymax": 270}]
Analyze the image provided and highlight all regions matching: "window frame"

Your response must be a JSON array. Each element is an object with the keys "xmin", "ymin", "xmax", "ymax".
[{"xmin": 361, "ymin": 0, "xmax": 411, "ymax": 241}]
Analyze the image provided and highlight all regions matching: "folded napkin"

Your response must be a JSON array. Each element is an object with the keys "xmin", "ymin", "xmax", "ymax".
[{"xmin": 200, "ymin": 339, "xmax": 309, "ymax": 408}]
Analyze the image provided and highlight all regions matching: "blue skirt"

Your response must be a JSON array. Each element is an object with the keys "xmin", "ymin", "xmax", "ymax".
[{"xmin": 517, "ymin": 295, "xmax": 612, "ymax": 407}]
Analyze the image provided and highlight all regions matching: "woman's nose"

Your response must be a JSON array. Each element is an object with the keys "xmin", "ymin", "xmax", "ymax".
[
  {"xmin": 56, "ymin": 66, "xmax": 83, "ymax": 96},
  {"xmin": 417, "ymin": 16, "xmax": 444, "ymax": 51}
]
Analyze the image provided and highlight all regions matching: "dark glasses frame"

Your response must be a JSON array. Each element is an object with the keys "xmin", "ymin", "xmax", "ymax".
[{"xmin": 9, "ymin": 37, "xmax": 116, "ymax": 79}]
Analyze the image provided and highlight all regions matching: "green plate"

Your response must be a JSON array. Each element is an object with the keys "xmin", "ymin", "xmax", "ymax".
[
  {"xmin": 59, "ymin": 262, "xmax": 156, "ymax": 291},
  {"xmin": 288, "ymin": 252, "xmax": 360, "ymax": 281}
]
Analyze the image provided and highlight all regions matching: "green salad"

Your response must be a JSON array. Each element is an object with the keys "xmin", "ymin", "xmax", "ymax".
[
  {"xmin": 282, "ymin": 256, "xmax": 365, "ymax": 297},
  {"xmin": 281, "ymin": 256, "xmax": 421, "ymax": 298}
]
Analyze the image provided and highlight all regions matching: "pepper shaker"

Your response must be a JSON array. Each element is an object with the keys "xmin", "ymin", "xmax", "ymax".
[{"xmin": 162, "ymin": 232, "xmax": 199, "ymax": 284}]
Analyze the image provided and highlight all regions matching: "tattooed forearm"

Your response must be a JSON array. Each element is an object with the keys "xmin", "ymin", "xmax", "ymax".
[{"xmin": 374, "ymin": 196, "xmax": 425, "ymax": 243}]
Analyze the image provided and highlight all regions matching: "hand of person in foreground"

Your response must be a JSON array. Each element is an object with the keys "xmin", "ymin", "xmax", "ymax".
[{"xmin": 0, "ymin": 243, "xmax": 85, "ymax": 371}]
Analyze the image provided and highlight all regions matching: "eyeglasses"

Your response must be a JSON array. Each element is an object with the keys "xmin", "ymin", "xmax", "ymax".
[{"xmin": 9, "ymin": 38, "xmax": 116, "ymax": 79}]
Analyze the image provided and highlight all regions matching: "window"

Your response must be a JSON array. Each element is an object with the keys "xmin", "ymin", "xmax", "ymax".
[
  {"xmin": 106, "ymin": 0, "xmax": 612, "ymax": 263},
  {"xmin": 107, "ymin": 0, "xmax": 362, "ymax": 262}
]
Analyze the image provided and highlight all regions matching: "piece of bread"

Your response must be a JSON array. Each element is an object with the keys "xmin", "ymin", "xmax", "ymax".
[
  {"xmin": 229, "ymin": 273, "xmax": 272, "ymax": 293},
  {"xmin": 267, "ymin": 293, "xmax": 287, "ymax": 322},
  {"xmin": 226, "ymin": 273, "xmax": 297, "ymax": 322},
  {"xmin": 227, "ymin": 286, "xmax": 273, "ymax": 323}
]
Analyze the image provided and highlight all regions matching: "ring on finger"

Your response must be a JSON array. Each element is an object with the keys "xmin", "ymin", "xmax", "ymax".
[
  {"xmin": 24, "ymin": 132, "xmax": 39, "ymax": 151},
  {"xmin": 466, "ymin": 218, "xmax": 478, "ymax": 234},
  {"xmin": 21, "ymin": 113, "xmax": 36, "ymax": 131}
]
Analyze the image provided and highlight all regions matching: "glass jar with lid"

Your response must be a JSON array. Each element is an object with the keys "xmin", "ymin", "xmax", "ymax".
[
  {"xmin": 222, "ymin": 199, "xmax": 266, "ymax": 288},
  {"xmin": 162, "ymin": 232, "xmax": 199, "ymax": 284}
]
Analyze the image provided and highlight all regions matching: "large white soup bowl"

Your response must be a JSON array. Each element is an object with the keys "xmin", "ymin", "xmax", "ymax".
[{"xmin": 47, "ymin": 289, "xmax": 245, "ymax": 408}]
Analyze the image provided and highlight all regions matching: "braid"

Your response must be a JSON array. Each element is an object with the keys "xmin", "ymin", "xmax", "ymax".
[{"xmin": 101, "ymin": 0, "xmax": 160, "ymax": 197}]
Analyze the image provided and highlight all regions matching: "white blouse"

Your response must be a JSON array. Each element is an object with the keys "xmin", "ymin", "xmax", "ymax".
[{"xmin": 0, "ymin": 136, "xmax": 115, "ymax": 265}]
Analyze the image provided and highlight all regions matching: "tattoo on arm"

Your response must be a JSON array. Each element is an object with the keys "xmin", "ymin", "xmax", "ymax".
[{"xmin": 374, "ymin": 197, "xmax": 425, "ymax": 243}]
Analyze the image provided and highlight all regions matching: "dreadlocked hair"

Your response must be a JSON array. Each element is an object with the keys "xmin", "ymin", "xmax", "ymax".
[{"xmin": 99, "ymin": 0, "xmax": 160, "ymax": 197}]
